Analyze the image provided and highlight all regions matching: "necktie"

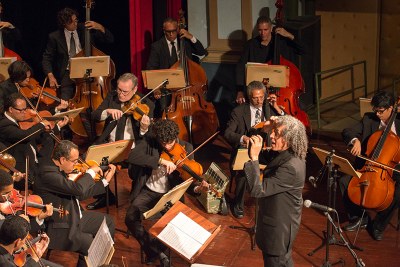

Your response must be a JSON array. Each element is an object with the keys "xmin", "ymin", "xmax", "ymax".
[
  {"xmin": 170, "ymin": 41, "xmax": 178, "ymax": 64},
  {"xmin": 115, "ymin": 115, "xmax": 128, "ymax": 141},
  {"xmin": 255, "ymin": 109, "xmax": 261, "ymax": 125},
  {"xmin": 69, "ymin": 32, "xmax": 76, "ymax": 57}
]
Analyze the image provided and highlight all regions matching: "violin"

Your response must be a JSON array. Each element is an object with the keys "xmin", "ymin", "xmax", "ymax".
[
  {"xmin": 70, "ymin": 159, "xmax": 108, "ymax": 181},
  {"xmin": 121, "ymin": 94, "xmax": 150, "ymax": 121},
  {"xmin": 19, "ymin": 78, "xmax": 58, "ymax": 106},
  {"xmin": 18, "ymin": 110, "xmax": 65, "ymax": 130},
  {"xmin": 0, "ymin": 152, "xmax": 18, "ymax": 173},
  {"xmin": 0, "ymin": 189, "xmax": 67, "ymax": 217},
  {"xmin": 13, "ymin": 234, "xmax": 45, "ymax": 267}
]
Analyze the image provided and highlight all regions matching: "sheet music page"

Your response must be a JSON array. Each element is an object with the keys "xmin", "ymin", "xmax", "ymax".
[
  {"xmin": 87, "ymin": 218, "xmax": 114, "ymax": 267},
  {"xmin": 157, "ymin": 212, "xmax": 211, "ymax": 260}
]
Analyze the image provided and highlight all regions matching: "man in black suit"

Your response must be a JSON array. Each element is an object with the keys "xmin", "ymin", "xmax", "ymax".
[
  {"xmin": 224, "ymin": 80, "xmax": 284, "ymax": 218},
  {"xmin": 244, "ymin": 115, "xmax": 308, "ymax": 267},
  {"xmin": 34, "ymin": 140, "xmax": 116, "ymax": 267},
  {"xmin": 340, "ymin": 90, "xmax": 400, "ymax": 241},
  {"xmin": 86, "ymin": 73, "xmax": 155, "ymax": 210},
  {"xmin": 146, "ymin": 17, "xmax": 207, "ymax": 118},
  {"xmin": 124, "ymin": 119, "xmax": 209, "ymax": 267},
  {"xmin": 0, "ymin": 93, "xmax": 68, "ymax": 189},
  {"xmin": 42, "ymin": 7, "xmax": 114, "ymax": 101}
]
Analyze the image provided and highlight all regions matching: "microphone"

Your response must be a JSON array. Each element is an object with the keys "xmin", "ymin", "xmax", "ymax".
[
  {"xmin": 304, "ymin": 199, "xmax": 335, "ymax": 212},
  {"xmin": 308, "ymin": 176, "xmax": 317, "ymax": 188}
]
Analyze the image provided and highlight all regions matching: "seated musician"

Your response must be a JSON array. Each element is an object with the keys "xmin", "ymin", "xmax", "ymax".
[
  {"xmin": 0, "ymin": 60, "xmax": 68, "ymax": 113},
  {"xmin": 224, "ymin": 80, "xmax": 285, "ymax": 219},
  {"xmin": 0, "ymin": 215, "xmax": 50, "ymax": 267},
  {"xmin": 146, "ymin": 17, "xmax": 207, "ymax": 118},
  {"xmin": 0, "ymin": 93, "xmax": 69, "ymax": 190},
  {"xmin": 124, "ymin": 119, "xmax": 209, "ymax": 267},
  {"xmin": 87, "ymin": 73, "xmax": 155, "ymax": 210},
  {"xmin": 340, "ymin": 90, "xmax": 400, "ymax": 241},
  {"xmin": 34, "ymin": 140, "xmax": 116, "ymax": 267}
]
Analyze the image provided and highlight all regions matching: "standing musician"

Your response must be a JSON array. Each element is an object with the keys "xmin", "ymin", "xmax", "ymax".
[
  {"xmin": 0, "ymin": 60, "xmax": 68, "ymax": 113},
  {"xmin": 146, "ymin": 17, "xmax": 207, "ymax": 118},
  {"xmin": 244, "ymin": 115, "xmax": 308, "ymax": 267},
  {"xmin": 340, "ymin": 90, "xmax": 400, "ymax": 241},
  {"xmin": 34, "ymin": 140, "xmax": 116, "ymax": 267},
  {"xmin": 125, "ymin": 119, "xmax": 209, "ymax": 267},
  {"xmin": 236, "ymin": 16, "xmax": 305, "ymax": 104},
  {"xmin": 42, "ymin": 7, "xmax": 114, "ymax": 101},
  {"xmin": 0, "ymin": 93, "xmax": 69, "ymax": 189},
  {"xmin": 224, "ymin": 80, "xmax": 285, "ymax": 218},
  {"xmin": 87, "ymin": 73, "xmax": 155, "ymax": 210}
]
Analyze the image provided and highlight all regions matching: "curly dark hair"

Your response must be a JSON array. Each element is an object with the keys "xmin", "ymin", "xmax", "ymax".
[
  {"xmin": 0, "ymin": 215, "xmax": 30, "ymax": 245},
  {"xmin": 371, "ymin": 90, "xmax": 394, "ymax": 109},
  {"xmin": 152, "ymin": 119, "xmax": 179, "ymax": 144},
  {"xmin": 57, "ymin": 7, "xmax": 79, "ymax": 29},
  {"xmin": 0, "ymin": 169, "xmax": 13, "ymax": 191}
]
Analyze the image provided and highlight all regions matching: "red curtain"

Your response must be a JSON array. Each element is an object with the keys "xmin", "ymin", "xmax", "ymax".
[
  {"xmin": 129, "ymin": 0, "xmax": 153, "ymax": 92},
  {"xmin": 167, "ymin": 0, "xmax": 182, "ymax": 18}
]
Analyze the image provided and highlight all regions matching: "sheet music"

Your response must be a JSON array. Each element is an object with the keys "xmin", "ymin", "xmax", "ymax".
[
  {"xmin": 158, "ymin": 212, "xmax": 211, "ymax": 260},
  {"xmin": 87, "ymin": 218, "xmax": 114, "ymax": 267}
]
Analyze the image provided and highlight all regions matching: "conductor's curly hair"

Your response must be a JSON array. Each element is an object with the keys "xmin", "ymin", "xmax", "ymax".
[{"xmin": 152, "ymin": 119, "xmax": 179, "ymax": 144}]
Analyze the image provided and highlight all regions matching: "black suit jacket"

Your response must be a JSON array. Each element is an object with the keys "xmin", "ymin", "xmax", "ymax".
[
  {"xmin": 342, "ymin": 112, "xmax": 400, "ymax": 169},
  {"xmin": 244, "ymin": 150, "xmax": 305, "ymax": 255},
  {"xmin": 42, "ymin": 24, "xmax": 114, "ymax": 84},
  {"xmin": 92, "ymin": 91, "xmax": 155, "ymax": 144},
  {"xmin": 146, "ymin": 37, "xmax": 207, "ymax": 70},
  {"xmin": 35, "ymin": 161, "xmax": 106, "ymax": 251}
]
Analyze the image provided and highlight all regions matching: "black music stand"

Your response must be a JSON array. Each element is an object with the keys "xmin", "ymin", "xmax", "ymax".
[
  {"xmin": 309, "ymin": 147, "xmax": 362, "ymax": 266},
  {"xmin": 69, "ymin": 56, "xmax": 110, "ymax": 141}
]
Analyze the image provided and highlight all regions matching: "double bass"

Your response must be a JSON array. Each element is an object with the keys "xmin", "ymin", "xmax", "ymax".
[
  {"xmin": 268, "ymin": 0, "xmax": 311, "ymax": 133},
  {"xmin": 69, "ymin": 0, "xmax": 115, "ymax": 138},
  {"xmin": 164, "ymin": 10, "xmax": 219, "ymax": 145}
]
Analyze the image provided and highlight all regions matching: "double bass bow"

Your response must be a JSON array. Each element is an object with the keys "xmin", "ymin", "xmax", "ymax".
[{"xmin": 164, "ymin": 9, "xmax": 219, "ymax": 145}]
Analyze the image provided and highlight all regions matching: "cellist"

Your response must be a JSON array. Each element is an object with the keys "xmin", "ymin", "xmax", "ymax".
[
  {"xmin": 146, "ymin": 17, "xmax": 207, "ymax": 118},
  {"xmin": 340, "ymin": 91, "xmax": 400, "ymax": 241},
  {"xmin": 87, "ymin": 73, "xmax": 154, "ymax": 210},
  {"xmin": 235, "ymin": 16, "xmax": 305, "ymax": 104}
]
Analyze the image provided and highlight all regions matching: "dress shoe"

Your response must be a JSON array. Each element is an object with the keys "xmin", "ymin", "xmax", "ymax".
[
  {"xmin": 86, "ymin": 196, "xmax": 116, "ymax": 210},
  {"xmin": 159, "ymin": 252, "xmax": 171, "ymax": 267},
  {"xmin": 231, "ymin": 204, "xmax": 244, "ymax": 219},
  {"xmin": 343, "ymin": 217, "xmax": 368, "ymax": 232},
  {"xmin": 370, "ymin": 228, "xmax": 384, "ymax": 241}
]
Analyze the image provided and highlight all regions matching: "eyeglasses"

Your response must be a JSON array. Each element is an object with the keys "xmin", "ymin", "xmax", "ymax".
[
  {"xmin": 66, "ymin": 158, "xmax": 79, "ymax": 164},
  {"xmin": 372, "ymin": 108, "xmax": 388, "ymax": 114},
  {"xmin": 12, "ymin": 106, "xmax": 27, "ymax": 112},
  {"xmin": 164, "ymin": 29, "xmax": 178, "ymax": 34},
  {"xmin": 117, "ymin": 88, "xmax": 133, "ymax": 96}
]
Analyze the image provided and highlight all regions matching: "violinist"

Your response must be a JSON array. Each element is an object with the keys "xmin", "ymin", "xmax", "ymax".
[
  {"xmin": 224, "ymin": 80, "xmax": 285, "ymax": 219},
  {"xmin": 236, "ymin": 16, "xmax": 305, "ymax": 104},
  {"xmin": 89, "ymin": 73, "xmax": 155, "ymax": 210},
  {"xmin": 125, "ymin": 119, "xmax": 209, "ymax": 267},
  {"xmin": 0, "ymin": 61, "xmax": 68, "ymax": 113},
  {"xmin": 0, "ymin": 93, "xmax": 69, "ymax": 189},
  {"xmin": 340, "ymin": 91, "xmax": 400, "ymax": 241},
  {"xmin": 42, "ymin": 7, "xmax": 114, "ymax": 101},
  {"xmin": 146, "ymin": 17, "xmax": 207, "ymax": 118},
  {"xmin": 34, "ymin": 140, "xmax": 116, "ymax": 267}
]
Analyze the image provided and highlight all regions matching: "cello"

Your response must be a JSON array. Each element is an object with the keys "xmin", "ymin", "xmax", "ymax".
[
  {"xmin": 347, "ymin": 101, "xmax": 400, "ymax": 211},
  {"xmin": 268, "ymin": 0, "xmax": 311, "ymax": 133},
  {"xmin": 164, "ymin": 10, "xmax": 219, "ymax": 145},
  {"xmin": 69, "ymin": 0, "xmax": 115, "ymax": 138}
]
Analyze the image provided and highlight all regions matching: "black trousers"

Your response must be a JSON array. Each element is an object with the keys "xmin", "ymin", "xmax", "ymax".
[
  {"xmin": 339, "ymin": 168, "xmax": 400, "ymax": 232},
  {"xmin": 262, "ymin": 250, "xmax": 293, "ymax": 267}
]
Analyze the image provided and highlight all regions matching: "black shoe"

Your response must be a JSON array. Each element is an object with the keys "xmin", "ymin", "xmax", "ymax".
[
  {"xmin": 86, "ymin": 196, "xmax": 116, "ymax": 210},
  {"xmin": 159, "ymin": 252, "xmax": 171, "ymax": 267},
  {"xmin": 343, "ymin": 217, "xmax": 368, "ymax": 232},
  {"xmin": 369, "ymin": 227, "xmax": 384, "ymax": 241},
  {"xmin": 231, "ymin": 204, "xmax": 244, "ymax": 219}
]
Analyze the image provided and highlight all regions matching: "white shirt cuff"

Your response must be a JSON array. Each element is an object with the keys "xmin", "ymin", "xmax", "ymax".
[
  {"xmin": 349, "ymin": 138, "xmax": 358, "ymax": 146},
  {"xmin": 36, "ymin": 216, "xmax": 44, "ymax": 226},
  {"xmin": 86, "ymin": 169, "xmax": 96, "ymax": 179},
  {"xmin": 190, "ymin": 36, "xmax": 197, "ymax": 43}
]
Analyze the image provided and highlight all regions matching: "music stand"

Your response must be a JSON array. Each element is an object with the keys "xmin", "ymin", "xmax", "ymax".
[
  {"xmin": 52, "ymin": 107, "xmax": 85, "ymax": 120},
  {"xmin": 246, "ymin": 62, "xmax": 289, "ymax": 87},
  {"xmin": 142, "ymin": 69, "xmax": 186, "ymax": 90},
  {"xmin": 359, "ymin": 98, "xmax": 371, "ymax": 118},
  {"xmin": 0, "ymin": 57, "xmax": 17, "ymax": 82},
  {"xmin": 309, "ymin": 147, "xmax": 362, "ymax": 266},
  {"xmin": 232, "ymin": 148, "xmax": 267, "ymax": 171}
]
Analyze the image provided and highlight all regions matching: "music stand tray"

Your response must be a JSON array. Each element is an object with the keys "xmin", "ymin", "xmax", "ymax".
[
  {"xmin": 69, "ymin": 56, "xmax": 110, "ymax": 78},
  {"xmin": 312, "ymin": 147, "xmax": 361, "ymax": 178},
  {"xmin": 85, "ymin": 139, "xmax": 134, "ymax": 164},
  {"xmin": 52, "ymin": 107, "xmax": 85, "ymax": 120},
  {"xmin": 246, "ymin": 62, "xmax": 289, "ymax": 87},
  {"xmin": 0, "ymin": 57, "xmax": 17, "ymax": 81},
  {"xmin": 142, "ymin": 69, "xmax": 186, "ymax": 89}
]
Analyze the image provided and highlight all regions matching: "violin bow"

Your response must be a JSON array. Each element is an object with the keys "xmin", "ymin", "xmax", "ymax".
[
  {"xmin": 0, "ymin": 128, "xmax": 42, "ymax": 154},
  {"xmin": 34, "ymin": 77, "xmax": 48, "ymax": 111},
  {"xmin": 177, "ymin": 131, "xmax": 220, "ymax": 165},
  {"xmin": 15, "ymin": 83, "xmax": 46, "ymax": 123}
]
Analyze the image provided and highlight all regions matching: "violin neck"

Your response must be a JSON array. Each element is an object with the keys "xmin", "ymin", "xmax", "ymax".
[{"xmin": 181, "ymin": 164, "xmax": 203, "ymax": 182}]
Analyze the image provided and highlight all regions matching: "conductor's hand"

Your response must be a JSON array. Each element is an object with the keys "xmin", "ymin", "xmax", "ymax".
[
  {"xmin": 350, "ymin": 139, "xmax": 362, "ymax": 156},
  {"xmin": 241, "ymin": 135, "xmax": 250, "ymax": 148},
  {"xmin": 85, "ymin": 21, "xmax": 105, "ymax": 33},
  {"xmin": 236, "ymin": 91, "xmax": 246, "ymax": 104},
  {"xmin": 106, "ymin": 109, "xmax": 123, "ymax": 120},
  {"xmin": 104, "ymin": 164, "xmax": 117, "ymax": 183},
  {"xmin": 179, "ymin": 28, "xmax": 193, "ymax": 40},
  {"xmin": 248, "ymin": 135, "xmax": 263, "ymax": 161}
]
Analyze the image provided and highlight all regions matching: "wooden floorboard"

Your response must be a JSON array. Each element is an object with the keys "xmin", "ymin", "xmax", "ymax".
[{"xmin": 46, "ymin": 131, "xmax": 400, "ymax": 267}]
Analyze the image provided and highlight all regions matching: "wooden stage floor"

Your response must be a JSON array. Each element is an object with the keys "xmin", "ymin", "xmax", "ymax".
[{"xmin": 47, "ymin": 131, "xmax": 400, "ymax": 266}]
